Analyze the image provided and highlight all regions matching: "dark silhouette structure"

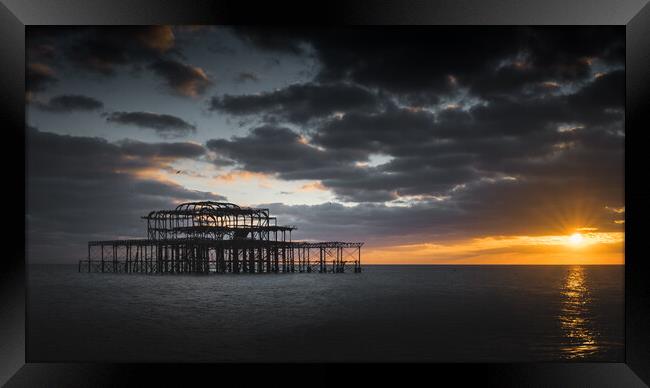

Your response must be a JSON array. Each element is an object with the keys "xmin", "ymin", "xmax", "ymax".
[{"xmin": 79, "ymin": 201, "xmax": 362, "ymax": 274}]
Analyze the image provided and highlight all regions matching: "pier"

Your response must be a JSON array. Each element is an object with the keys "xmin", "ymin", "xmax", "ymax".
[{"xmin": 79, "ymin": 201, "xmax": 362, "ymax": 274}]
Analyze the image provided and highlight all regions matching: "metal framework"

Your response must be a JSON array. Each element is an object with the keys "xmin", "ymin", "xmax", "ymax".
[{"xmin": 79, "ymin": 201, "xmax": 362, "ymax": 274}]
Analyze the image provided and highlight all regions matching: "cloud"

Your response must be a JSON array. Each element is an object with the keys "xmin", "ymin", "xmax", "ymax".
[
  {"xmin": 26, "ymin": 27, "xmax": 214, "ymax": 99},
  {"xmin": 312, "ymin": 104, "xmax": 436, "ymax": 154},
  {"xmin": 206, "ymin": 125, "xmax": 363, "ymax": 181},
  {"xmin": 27, "ymin": 43, "xmax": 56, "ymax": 62},
  {"xmin": 567, "ymin": 70, "xmax": 625, "ymax": 121},
  {"xmin": 135, "ymin": 26, "xmax": 175, "ymax": 53},
  {"xmin": 27, "ymin": 128, "xmax": 222, "ymax": 262},
  {"xmin": 214, "ymin": 170, "xmax": 269, "ymax": 182},
  {"xmin": 116, "ymin": 139, "xmax": 206, "ymax": 159},
  {"xmin": 209, "ymin": 82, "xmax": 381, "ymax": 124},
  {"xmin": 230, "ymin": 27, "xmax": 624, "ymax": 102},
  {"xmin": 231, "ymin": 26, "xmax": 311, "ymax": 55},
  {"xmin": 203, "ymin": 27, "xmax": 623, "ymax": 208},
  {"xmin": 235, "ymin": 72, "xmax": 259, "ymax": 83},
  {"xmin": 299, "ymin": 181, "xmax": 326, "ymax": 192},
  {"xmin": 105, "ymin": 111, "xmax": 197, "ymax": 137},
  {"xmin": 204, "ymin": 65, "xmax": 623, "ymax": 209},
  {"xmin": 148, "ymin": 59, "xmax": 213, "ymax": 97},
  {"xmin": 33, "ymin": 94, "xmax": 104, "ymax": 113},
  {"xmin": 50, "ymin": 26, "xmax": 176, "ymax": 75},
  {"xmin": 26, "ymin": 63, "xmax": 57, "ymax": 94}
]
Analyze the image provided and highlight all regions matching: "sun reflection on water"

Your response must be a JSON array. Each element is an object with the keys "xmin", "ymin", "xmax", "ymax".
[{"xmin": 559, "ymin": 266, "xmax": 600, "ymax": 359}]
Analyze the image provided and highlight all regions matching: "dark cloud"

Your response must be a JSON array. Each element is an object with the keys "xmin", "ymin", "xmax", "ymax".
[
  {"xmin": 117, "ymin": 138, "xmax": 206, "ymax": 159},
  {"xmin": 205, "ymin": 65, "xmax": 623, "ymax": 212},
  {"xmin": 567, "ymin": 70, "xmax": 625, "ymax": 120},
  {"xmin": 312, "ymin": 104, "xmax": 436, "ymax": 154},
  {"xmin": 37, "ymin": 26, "xmax": 177, "ymax": 75},
  {"xmin": 209, "ymin": 82, "xmax": 381, "ymax": 124},
  {"xmin": 105, "ymin": 111, "xmax": 197, "ymax": 137},
  {"xmin": 26, "ymin": 26, "xmax": 213, "ymax": 99},
  {"xmin": 206, "ymin": 125, "xmax": 362, "ymax": 179},
  {"xmin": 27, "ymin": 128, "xmax": 222, "ymax": 262},
  {"xmin": 27, "ymin": 43, "xmax": 57, "ymax": 62},
  {"xmin": 235, "ymin": 72, "xmax": 260, "ymax": 83},
  {"xmin": 232, "ymin": 27, "xmax": 512, "ymax": 97},
  {"xmin": 232, "ymin": 26, "xmax": 311, "ymax": 55},
  {"xmin": 209, "ymin": 26, "xmax": 623, "ymax": 208},
  {"xmin": 148, "ymin": 59, "xmax": 213, "ymax": 97},
  {"xmin": 26, "ymin": 63, "xmax": 57, "ymax": 94},
  {"xmin": 33, "ymin": 94, "xmax": 104, "ymax": 113},
  {"xmin": 231, "ymin": 27, "xmax": 624, "ymax": 102}
]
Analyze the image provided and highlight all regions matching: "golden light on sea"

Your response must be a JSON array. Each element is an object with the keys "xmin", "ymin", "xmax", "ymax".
[{"xmin": 559, "ymin": 266, "xmax": 600, "ymax": 359}]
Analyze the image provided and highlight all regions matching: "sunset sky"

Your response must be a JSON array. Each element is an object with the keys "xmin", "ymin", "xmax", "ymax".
[{"xmin": 26, "ymin": 26, "xmax": 624, "ymax": 264}]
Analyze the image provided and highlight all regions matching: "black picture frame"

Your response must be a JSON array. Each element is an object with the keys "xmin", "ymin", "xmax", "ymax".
[{"xmin": 1, "ymin": 0, "xmax": 648, "ymax": 386}]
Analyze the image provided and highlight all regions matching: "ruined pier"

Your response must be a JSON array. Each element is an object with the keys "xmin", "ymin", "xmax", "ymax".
[{"xmin": 79, "ymin": 201, "xmax": 362, "ymax": 274}]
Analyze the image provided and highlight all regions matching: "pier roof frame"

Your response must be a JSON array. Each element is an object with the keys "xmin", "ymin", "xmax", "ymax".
[{"xmin": 142, "ymin": 201, "xmax": 272, "ymax": 220}]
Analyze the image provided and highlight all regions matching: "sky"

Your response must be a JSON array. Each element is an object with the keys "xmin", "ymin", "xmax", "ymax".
[{"xmin": 26, "ymin": 26, "xmax": 624, "ymax": 264}]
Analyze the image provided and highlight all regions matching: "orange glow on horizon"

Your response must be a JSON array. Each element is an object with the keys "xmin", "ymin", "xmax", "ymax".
[{"xmin": 363, "ymin": 231, "xmax": 624, "ymax": 265}]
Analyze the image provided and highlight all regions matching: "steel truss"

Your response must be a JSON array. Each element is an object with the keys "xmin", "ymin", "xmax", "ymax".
[{"xmin": 80, "ymin": 202, "xmax": 363, "ymax": 274}]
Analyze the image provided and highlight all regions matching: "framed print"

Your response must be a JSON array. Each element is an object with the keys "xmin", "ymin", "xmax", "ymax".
[{"xmin": 1, "ymin": 0, "xmax": 649, "ymax": 386}]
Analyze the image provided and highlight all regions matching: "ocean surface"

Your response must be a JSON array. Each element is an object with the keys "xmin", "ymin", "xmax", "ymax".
[{"xmin": 27, "ymin": 265, "xmax": 624, "ymax": 362}]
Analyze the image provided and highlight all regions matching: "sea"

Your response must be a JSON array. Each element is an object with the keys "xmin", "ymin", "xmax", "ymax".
[{"xmin": 27, "ymin": 264, "xmax": 624, "ymax": 362}]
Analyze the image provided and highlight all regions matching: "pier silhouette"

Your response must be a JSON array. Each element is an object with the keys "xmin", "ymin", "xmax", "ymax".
[{"xmin": 79, "ymin": 201, "xmax": 363, "ymax": 274}]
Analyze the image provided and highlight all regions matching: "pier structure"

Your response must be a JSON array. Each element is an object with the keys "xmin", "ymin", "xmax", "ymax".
[{"xmin": 79, "ymin": 201, "xmax": 362, "ymax": 274}]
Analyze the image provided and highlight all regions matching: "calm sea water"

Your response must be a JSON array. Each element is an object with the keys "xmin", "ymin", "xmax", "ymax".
[{"xmin": 28, "ymin": 264, "xmax": 624, "ymax": 362}]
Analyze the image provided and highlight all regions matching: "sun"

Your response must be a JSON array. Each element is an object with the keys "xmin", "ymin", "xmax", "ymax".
[{"xmin": 568, "ymin": 232, "xmax": 584, "ymax": 246}]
